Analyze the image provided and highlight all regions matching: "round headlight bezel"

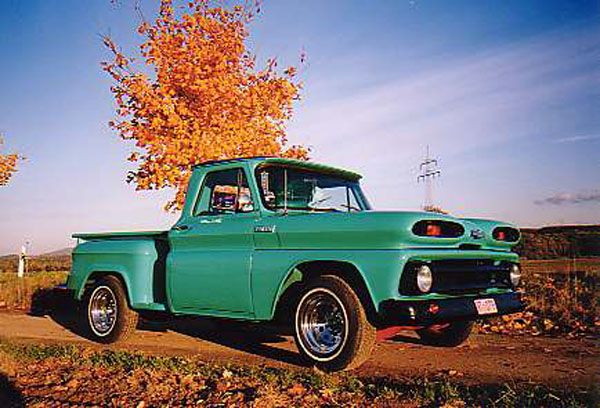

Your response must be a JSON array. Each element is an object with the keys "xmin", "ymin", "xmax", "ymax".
[
  {"xmin": 416, "ymin": 265, "xmax": 433, "ymax": 293},
  {"xmin": 509, "ymin": 264, "xmax": 521, "ymax": 287}
]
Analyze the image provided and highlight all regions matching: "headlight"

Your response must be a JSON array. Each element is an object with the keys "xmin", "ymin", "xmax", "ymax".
[
  {"xmin": 509, "ymin": 264, "xmax": 521, "ymax": 287},
  {"xmin": 417, "ymin": 265, "xmax": 433, "ymax": 293}
]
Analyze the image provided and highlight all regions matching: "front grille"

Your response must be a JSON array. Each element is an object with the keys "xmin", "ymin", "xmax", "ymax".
[{"xmin": 400, "ymin": 259, "xmax": 514, "ymax": 295}]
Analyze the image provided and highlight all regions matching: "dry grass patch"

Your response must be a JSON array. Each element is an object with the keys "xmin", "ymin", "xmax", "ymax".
[
  {"xmin": 0, "ymin": 341, "xmax": 596, "ymax": 407},
  {"xmin": 0, "ymin": 271, "xmax": 68, "ymax": 311}
]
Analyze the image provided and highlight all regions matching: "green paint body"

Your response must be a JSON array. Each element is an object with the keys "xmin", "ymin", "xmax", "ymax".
[{"xmin": 68, "ymin": 158, "xmax": 520, "ymax": 320}]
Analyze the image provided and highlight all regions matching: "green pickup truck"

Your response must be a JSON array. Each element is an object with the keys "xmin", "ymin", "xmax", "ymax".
[{"xmin": 66, "ymin": 157, "xmax": 524, "ymax": 371}]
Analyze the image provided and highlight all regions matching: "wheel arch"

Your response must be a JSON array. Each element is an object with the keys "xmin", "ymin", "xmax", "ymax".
[
  {"xmin": 272, "ymin": 260, "xmax": 378, "ymax": 324},
  {"xmin": 79, "ymin": 270, "xmax": 134, "ymax": 308}
]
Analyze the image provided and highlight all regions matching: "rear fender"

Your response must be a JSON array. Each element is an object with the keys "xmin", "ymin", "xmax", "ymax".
[{"xmin": 69, "ymin": 239, "xmax": 161, "ymax": 310}]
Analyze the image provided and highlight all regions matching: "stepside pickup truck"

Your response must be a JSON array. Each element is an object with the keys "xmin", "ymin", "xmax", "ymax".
[{"xmin": 67, "ymin": 157, "xmax": 524, "ymax": 371}]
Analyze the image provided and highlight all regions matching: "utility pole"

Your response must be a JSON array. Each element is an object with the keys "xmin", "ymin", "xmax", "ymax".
[
  {"xmin": 16, "ymin": 241, "xmax": 29, "ymax": 307},
  {"xmin": 417, "ymin": 145, "xmax": 441, "ymax": 210},
  {"xmin": 17, "ymin": 241, "xmax": 30, "ymax": 278}
]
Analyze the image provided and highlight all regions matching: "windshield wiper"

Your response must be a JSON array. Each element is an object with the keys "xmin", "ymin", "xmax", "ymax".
[
  {"xmin": 309, "ymin": 195, "xmax": 332, "ymax": 206},
  {"xmin": 340, "ymin": 203, "xmax": 361, "ymax": 212}
]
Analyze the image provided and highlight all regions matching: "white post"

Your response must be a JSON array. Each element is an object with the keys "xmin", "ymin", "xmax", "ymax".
[{"xmin": 17, "ymin": 245, "xmax": 26, "ymax": 278}]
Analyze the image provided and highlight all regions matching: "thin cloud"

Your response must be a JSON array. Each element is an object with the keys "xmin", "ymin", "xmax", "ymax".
[
  {"xmin": 554, "ymin": 135, "xmax": 600, "ymax": 143},
  {"xmin": 290, "ymin": 25, "xmax": 599, "ymax": 210},
  {"xmin": 535, "ymin": 191, "xmax": 600, "ymax": 205},
  {"xmin": 294, "ymin": 25, "xmax": 599, "ymax": 165}
]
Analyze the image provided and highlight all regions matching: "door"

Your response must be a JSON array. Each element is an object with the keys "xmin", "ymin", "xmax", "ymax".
[{"xmin": 168, "ymin": 167, "xmax": 256, "ymax": 315}]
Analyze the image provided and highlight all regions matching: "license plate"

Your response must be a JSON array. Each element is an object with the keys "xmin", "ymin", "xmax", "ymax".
[{"xmin": 474, "ymin": 298, "xmax": 498, "ymax": 315}]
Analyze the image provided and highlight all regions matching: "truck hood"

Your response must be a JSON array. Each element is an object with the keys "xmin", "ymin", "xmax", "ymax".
[{"xmin": 270, "ymin": 210, "xmax": 519, "ymax": 251}]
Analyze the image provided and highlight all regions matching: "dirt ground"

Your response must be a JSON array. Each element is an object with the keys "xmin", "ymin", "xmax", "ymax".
[{"xmin": 0, "ymin": 312, "xmax": 597, "ymax": 389}]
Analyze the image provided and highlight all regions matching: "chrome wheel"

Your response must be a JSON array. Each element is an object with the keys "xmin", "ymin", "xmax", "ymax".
[
  {"xmin": 88, "ymin": 286, "xmax": 117, "ymax": 336},
  {"xmin": 296, "ymin": 288, "xmax": 348, "ymax": 360}
]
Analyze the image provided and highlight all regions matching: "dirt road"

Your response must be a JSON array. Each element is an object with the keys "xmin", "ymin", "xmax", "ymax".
[{"xmin": 0, "ymin": 312, "xmax": 597, "ymax": 387}]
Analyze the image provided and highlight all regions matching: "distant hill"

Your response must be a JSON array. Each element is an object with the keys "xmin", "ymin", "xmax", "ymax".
[
  {"xmin": 0, "ymin": 247, "xmax": 72, "ymax": 259},
  {"xmin": 0, "ymin": 248, "xmax": 72, "ymax": 273},
  {"xmin": 39, "ymin": 248, "xmax": 73, "ymax": 257},
  {"xmin": 515, "ymin": 224, "xmax": 600, "ymax": 259}
]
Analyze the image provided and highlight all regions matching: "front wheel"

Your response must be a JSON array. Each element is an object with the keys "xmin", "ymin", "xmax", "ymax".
[
  {"xmin": 416, "ymin": 321, "xmax": 474, "ymax": 347},
  {"xmin": 293, "ymin": 275, "xmax": 376, "ymax": 372},
  {"xmin": 82, "ymin": 275, "xmax": 138, "ymax": 344}
]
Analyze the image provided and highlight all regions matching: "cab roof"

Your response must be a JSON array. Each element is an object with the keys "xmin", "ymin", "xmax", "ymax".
[{"xmin": 193, "ymin": 156, "xmax": 362, "ymax": 181}]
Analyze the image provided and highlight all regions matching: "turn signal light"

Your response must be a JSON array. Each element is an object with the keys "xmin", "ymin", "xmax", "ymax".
[
  {"xmin": 492, "ymin": 227, "xmax": 520, "ymax": 242},
  {"xmin": 412, "ymin": 220, "xmax": 465, "ymax": 238},
  {"xmin": 426, "ymin": 224, "xmax": 442, "ymax": 236}
]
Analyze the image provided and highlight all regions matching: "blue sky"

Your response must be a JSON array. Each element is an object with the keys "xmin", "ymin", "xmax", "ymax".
[{"xmin": 0, "ymin": 0, "xmax": 598, "ymax": 254}]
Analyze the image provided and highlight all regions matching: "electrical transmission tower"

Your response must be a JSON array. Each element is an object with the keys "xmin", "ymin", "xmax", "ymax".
[{"xmin": 417, "ymin": 145, "xmax": 441, "ymax": 209}]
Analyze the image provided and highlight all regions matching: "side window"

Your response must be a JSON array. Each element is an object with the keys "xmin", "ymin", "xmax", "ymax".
[{"xmin": 194, "ymin": 168, "xmax": 254, "ymax": 216}]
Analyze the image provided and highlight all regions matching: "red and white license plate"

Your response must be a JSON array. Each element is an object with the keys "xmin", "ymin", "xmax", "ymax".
[{"xmin": 474, "ymin": 298, "xmax": 498, "ymax": 315}]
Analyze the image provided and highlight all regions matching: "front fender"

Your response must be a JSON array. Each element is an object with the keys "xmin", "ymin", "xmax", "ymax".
[{"xmin": 252, "ymin": 250, "xmax": 405, "ymax": 320}]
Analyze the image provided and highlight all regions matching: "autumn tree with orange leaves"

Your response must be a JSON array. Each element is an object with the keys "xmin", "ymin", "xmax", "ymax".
[
  {"xmin": 103, "ymin": 0, "xmax": 308, "ymax": 210},
  {"xmin": 0, "ymin": 136, "xmax": 21, "ymax": 187}
]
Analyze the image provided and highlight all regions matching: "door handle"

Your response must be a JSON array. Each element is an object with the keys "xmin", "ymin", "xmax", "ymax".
[
  {"xmin": 172, "ymin": 224, "xmax": 190, "ymax": 231},
  {"xmin": 200, "ymin": 218, "xmax": 223, "ymax": 224},
  {"xmin": 254, "ymin": 225, "xmax": 276, "ymax": 233}
]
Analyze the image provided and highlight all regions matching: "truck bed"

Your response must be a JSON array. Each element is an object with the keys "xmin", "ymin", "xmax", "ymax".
[{"xmin": 70, "ymin": 230, "xmax": 170, "ymax": 312}]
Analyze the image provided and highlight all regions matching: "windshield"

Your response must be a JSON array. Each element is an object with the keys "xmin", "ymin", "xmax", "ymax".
[{"xmin": 255, "ymin": 165, "xmax": 370, "ymax": 212}]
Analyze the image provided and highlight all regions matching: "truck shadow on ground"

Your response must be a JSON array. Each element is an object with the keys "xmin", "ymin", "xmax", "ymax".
[
  {"xmin": 29, "ymin": 288, "xmax": 428, "ymax": 368},
  {"xmin": 143, "ymin": 318, "xmax": 309, "ymax": 367},
  {"xmin": 29, "ymin": 287, "xmax": 308, "ymax": 367},
  {"xmin": 28, "ymin": 288, "xmax": 89, "ymax": 339}
]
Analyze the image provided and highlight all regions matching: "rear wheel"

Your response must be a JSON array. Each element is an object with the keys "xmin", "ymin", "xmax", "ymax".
[
  {"xmin": 416, "ymin": 321, "xmax": 474, "ymax": 347},
  {"xmin": 82, "ymin": 276, "xmax": 138, "ymax": 344},
  {"xmin": 293, "ymin": 275, "xmax": 376, "ymax": 372}
]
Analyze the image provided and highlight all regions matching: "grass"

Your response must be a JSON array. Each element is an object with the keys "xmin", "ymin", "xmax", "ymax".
[
  {"xmin": 522, "ymin": 258, "xmax": 600, "ymax": 275},
  {"xmin": 0, "ymin": 271, "xmax": 68, "ymax": 310},
  {"xmin": 0, "ymin": 340, "xmax": 596, "ymax": 407},
  {"xmin": 481, "ymin": 269, "xmax": 599, "ymax": 337}
]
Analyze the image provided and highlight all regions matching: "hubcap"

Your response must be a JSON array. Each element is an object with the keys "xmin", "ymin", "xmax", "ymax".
[
  {"xmin": 297, "ymin": 289, "xmax": 347, "ymax": 359},
  {"xmin": 88, "ymin": 286, "xmax": 117, "ymax": 336}
]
